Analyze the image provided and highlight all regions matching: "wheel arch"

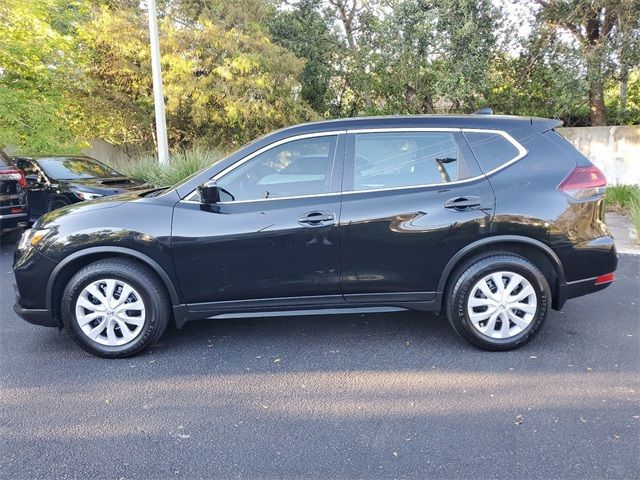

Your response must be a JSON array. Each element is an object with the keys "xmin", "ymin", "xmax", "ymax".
[
  {"xmin": 437, "ymin": 235, "xmax": 566, "ymax": 309},
  {"xmin": 46, "ymin": 247, "xmax": 181, "ymax": 326}
]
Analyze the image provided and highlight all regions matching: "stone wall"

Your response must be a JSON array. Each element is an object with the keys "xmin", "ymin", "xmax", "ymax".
[
  {"xmin": 81, "ymin": 138, "xmax": 143, "ymax": 163},
  {"xmin": 557, "ymin": 125, "xmax": 640, "ymax": 185}
]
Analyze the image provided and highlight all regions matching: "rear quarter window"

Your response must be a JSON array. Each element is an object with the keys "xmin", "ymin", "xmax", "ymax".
[{"xmin": 463, "ymin": 132, "xmax": 521, "ymax": 174}]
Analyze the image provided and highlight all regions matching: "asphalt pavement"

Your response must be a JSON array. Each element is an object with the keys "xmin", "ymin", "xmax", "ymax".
[{"xmin": 1, "ymin": 238, "xmax": 638, "ymax": 479}]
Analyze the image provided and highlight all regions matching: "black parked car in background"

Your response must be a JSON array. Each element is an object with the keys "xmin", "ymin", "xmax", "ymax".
[
  {"xmin": 0, "ymin": 149, "xmax": 29, "ymax": 236},
  {"xmin": 11, "ymin": 155, "xmax": 146, "ymax": 221},
  {"xmin": 13, "ymin": 115, "xmax": 616, "ymax": 358}
]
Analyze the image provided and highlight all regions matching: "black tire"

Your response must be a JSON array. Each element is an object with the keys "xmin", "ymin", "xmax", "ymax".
[
  {"xmin": 61, "ymin": 258, "xmax": 171, "ymax": 358},
  {"xmin": 445, "ymin": 253, "xmax": 550, "ymax": 351},
  {"xmin": 48, "ymin": 197, "xmax": 69, "ymax": 212}
]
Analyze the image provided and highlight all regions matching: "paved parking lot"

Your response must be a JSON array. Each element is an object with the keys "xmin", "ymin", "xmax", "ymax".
[{"xmin": 1, "ymin": 239, "xmax": 638, "ymax": 479}]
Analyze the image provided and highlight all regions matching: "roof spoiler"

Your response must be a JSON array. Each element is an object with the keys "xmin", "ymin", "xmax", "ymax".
[{"xmin": 531, "ymin": 117, "xmax": 563, "ymax": 132}]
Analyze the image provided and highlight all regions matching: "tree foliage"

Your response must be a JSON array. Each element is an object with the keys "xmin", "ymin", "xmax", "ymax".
[
  {"xmin": 530, "ymin": 0, "xmax": 640, "ymax": 125},
  {"xmin": 0, "ymin": 0, "xmax": 638, "ymax": 154},
  {"xmin": 0, "ymin": 0, "xmax": 88, "ymax": 152},
  {"xmin": 77, "ymin": 1, "xmax": 315, "ymax": 148}
]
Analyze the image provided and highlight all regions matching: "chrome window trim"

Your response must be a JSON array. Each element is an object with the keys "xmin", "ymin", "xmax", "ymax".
[
  {"xmin": 180, "ymin": 127, "xmax": 527, "ymax": 204},
  {"xmin": 181, "ymin": 190, "xmax": 342, "ymax": 205}
]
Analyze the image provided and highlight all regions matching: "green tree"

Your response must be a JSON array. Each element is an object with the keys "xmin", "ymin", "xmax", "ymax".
[
  {"xmin": 365, "ymin": 0, "xmax": 499, "ymax": 114},
  {"xmin": 485, "ymin": 23, "xmax": 589, "ymax": 124},
  {"xmin": 532, "ymin": 0, "xmax": 640, "ymax": 126},
  {"xmin": 270, "ymin": 0, "xmax": 342, "ymax": 116},
  {"xmin": 0, "ymin": 0, "xmax": 88, "ymax": 152},
  {"xmin": 76, "ymin": 1, "xmax": 316, "ymax": 148}
]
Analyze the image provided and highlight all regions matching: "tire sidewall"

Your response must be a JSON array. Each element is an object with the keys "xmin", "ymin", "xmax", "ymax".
[
  {"xmin": 63, "ymin": 269, "xmax": 161, "ymax": 357},
  {"xmin": 49, "ymin": 198, "xmax": 69, "ymax": 212},
  {"xmin": 450, "ymin": 257, "xmax": 549, "ymax": 350}
]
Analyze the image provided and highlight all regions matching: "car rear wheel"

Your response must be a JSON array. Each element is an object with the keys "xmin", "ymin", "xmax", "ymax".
[
  {"xmin": 48, "ymin": 198, "xmax": 69, "ymax": 212},
  {"xmin": 446, "ymin": 253, "xmax": 550, "ymax": 351},
  {"xmin": 61, "ymin": 258, "xmax": 170, "ymax": 358}
]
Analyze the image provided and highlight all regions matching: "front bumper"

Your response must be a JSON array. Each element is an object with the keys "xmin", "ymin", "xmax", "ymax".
[
  {"xmin": 13, "ymin": 300, "xmax": 56, "ymax": 327},
  {"xmin": 13, "ymin": 246, "xmax": 58, "ymax": 322}
]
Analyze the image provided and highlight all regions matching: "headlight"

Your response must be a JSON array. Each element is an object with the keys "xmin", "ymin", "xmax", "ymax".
[
  {"xmin": 75, "ymin": 191, "xmax": 104, "ymax": 201},
  {"xmin": 18, "ymin": 228, "xmax": 51, "ymax": 250}
]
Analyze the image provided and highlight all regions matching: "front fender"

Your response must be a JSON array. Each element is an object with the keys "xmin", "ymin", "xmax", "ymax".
[{"xmin": 44, "ymin": 245, "xmax": 181, "ymax": 311}]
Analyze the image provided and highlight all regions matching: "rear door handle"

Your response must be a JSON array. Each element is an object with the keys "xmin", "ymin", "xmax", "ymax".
[
  {"xmin": 444, "ymin": 196, "xmax": 482, "ymax": 211},
  {"xmin": 298, "ymin": 211, "xmax": 335, "ymax": 226}
]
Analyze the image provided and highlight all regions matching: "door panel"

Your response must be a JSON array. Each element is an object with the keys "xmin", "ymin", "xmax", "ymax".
[
  {"xmin": 339, "ymin": 131, "xmax": 494, "ymax": 298},
  {"xmin": 171, "ymin": 133, "xmax": 345, "ymax": 306},
  {"xmin": 172, "ymin": 196, "xmax": 342, "ymax": 304}
]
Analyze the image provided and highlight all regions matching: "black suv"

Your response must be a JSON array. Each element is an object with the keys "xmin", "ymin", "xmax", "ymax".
[
  {"xmin": 12, "ymin": 155, "xmax": 146, "ymax": 221},
  {"xmin": 0, "ymin": 149, "xmax": 29, "ymax": 235},
  {"xmin": 13, "ymin": 115, "xmax": 617, "ymax": 357}
]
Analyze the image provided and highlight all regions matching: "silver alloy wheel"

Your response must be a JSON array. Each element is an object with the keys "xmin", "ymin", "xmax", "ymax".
[
  {"xmin": 75, "ymin": 279, "xmax": 146, "ymax": 347},
  {"xmin": 466, "ymin": 271, "xmax": 538, "ymax": 339}
]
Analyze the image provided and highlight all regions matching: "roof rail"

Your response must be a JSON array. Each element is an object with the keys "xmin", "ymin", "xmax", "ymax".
[{"xmin": 474, "ymin": 107, "xmax": 493, "ymax": 115}]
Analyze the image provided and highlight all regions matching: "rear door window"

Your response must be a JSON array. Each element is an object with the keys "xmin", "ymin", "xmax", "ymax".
[
  {"xmin": 463, "ymin": 132, "xmax": 521, "ymax": 173},
  {"xmin": 348, "ymin": 131, "xmax": 470, "ymax": 191}
]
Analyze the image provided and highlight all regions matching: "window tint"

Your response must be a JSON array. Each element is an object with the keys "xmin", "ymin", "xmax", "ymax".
[
  {"xmin": 463, "ymin": 132, "xmax": 519, "ymax": 173},
  {"xmin": 217, "ymin": 135, "xmax": 337, "ymax": 202},
  {"xmin": 351, "ymin": 132, "xmax": 461, "ymax": 191}
]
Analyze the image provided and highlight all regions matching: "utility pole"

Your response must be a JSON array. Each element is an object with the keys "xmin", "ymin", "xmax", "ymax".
[{"xmin": 146, "ymin": 0, "xmax": 169, "ymax": 165}]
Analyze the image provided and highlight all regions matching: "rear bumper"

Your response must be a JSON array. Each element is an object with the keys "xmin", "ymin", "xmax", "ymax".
[
  {"xmin": 553, "ymin": 242, "xmax": 618, "ymax": 310},
  {"xmin": 560, "ymin": 274, "xmax": 615, "ymax": 303},
  {"xmin": 0, "ymin": 212, "xmax": 29, "ymax": 231}
]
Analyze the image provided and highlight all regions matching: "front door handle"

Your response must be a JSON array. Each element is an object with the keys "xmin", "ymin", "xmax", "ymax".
[
  {"xmin": 444, "ymin": 196, "xmax": 482, "ymax": 211},
  {"xmin": 298, "ymin": 211, "xmax": 335, "ymax": 226}
]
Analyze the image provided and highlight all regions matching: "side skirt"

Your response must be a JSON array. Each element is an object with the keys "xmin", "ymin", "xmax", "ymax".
[{"xmin": 180, "ymin": 293, "xmax": 441, "ymax": 326}]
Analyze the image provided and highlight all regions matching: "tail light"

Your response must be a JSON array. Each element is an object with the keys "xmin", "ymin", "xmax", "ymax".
[
  {"xmin": 558, "ymin": 166, "xmax": 607, "ymax": 199},
  {"xmin": 0, "ymin": 168, "xmax": 27, "ymax": 188}
]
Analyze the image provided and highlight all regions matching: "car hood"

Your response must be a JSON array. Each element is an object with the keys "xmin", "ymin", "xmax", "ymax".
[
  {"xmin": 34, "ymin": 188, "xmax": 162, "ymax": 227},
  {"xmin": 65, "ymin": 177, "xmax": 149, "ymax": 195}
]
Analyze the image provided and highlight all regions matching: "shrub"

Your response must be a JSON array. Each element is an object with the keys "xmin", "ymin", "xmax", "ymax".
[
  {"xmin": 629, "ymin": 190, "xmax": 640, "ymax": 235},
  {"xmin": 605, "ymin": 185, "xmax": 640, "ymax": 210},
  {"xmin": 109, "ymin": 147, "xmax": 225, "ymax": 187},
  {"xmin": 606, "ymin": 185, "xmax": 640, "ymax": 235}
]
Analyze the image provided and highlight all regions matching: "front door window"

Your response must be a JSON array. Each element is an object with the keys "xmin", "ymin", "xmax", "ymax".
[{"xmin": 216, "ymin": 135, "xmax": 338, "ymax": 202}]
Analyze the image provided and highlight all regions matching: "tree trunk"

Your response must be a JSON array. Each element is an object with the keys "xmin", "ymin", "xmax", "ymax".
[
  {"xmin": 619, "ymin": 63, "xmax": 628, "ymax": 110},
  {"xmin": 588, "ymin": 81, "xmax": 607, "ymax": 126},
  {"xmin": 332, "ymin": 0, "xmax": 372, "ymax": 110}
]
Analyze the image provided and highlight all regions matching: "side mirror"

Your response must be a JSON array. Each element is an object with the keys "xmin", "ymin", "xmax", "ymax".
[{"xmin": 197, "ymin": 180, "xmax": 234, "ymax": 204}]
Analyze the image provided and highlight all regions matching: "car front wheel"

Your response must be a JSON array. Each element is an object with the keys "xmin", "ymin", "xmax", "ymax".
[
  {"xmin": 61, "ymin": 258, "xmax": 170, "ymax": 358},
  {"xmin": 446, "ymin": 253, "xmax": 550, "ymax": 351}
]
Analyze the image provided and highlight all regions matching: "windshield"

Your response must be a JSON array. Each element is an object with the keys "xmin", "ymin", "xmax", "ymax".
[{"xmin": 37, "ymin": 157, "xmax": 121, "ymax": 180}]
